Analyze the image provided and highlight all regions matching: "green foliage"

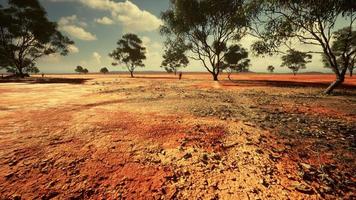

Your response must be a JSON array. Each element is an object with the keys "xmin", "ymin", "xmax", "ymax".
[
  {"xmin": 26, "ymin": 66, "xmax": 40, "ymax": 74},
  {"xmin": 267, "ymin": 65, "xmax": 275, "ymax": 73},
  {"xmin": 281, "ymin": 50, "xmax": 312, "ymax": 75},
  {"xmin": 161, "ymin": 40, "xmax": 189, "ymax": 74},
  {"xmin": 100, "ymin": 67, "xmax": 109, "ymax": 74},
  {"xmin": 222, "ymin": 45, "xmax": 250, "ymax": 73},
  {"xmin": 82, "ymin": 68, "xmax": 89, "ymax": 74},
  {"xmin": 75, "ymin": 65, "xmax": 88, "ymax": 74},
  {"xmin": 161, "ymin": 0, "xmax": 252, "ymax": 80},
  {"xmin": 75, "ymin": 66, "xmax": 83, "ymax": 73},
  {"xmin": 322, "ymin": 27, "xmax": 356, "ymax": 76},
  {"xmin": 0, "ymin": 0, "xmax": 73, "ymax": 77},
  {"xmin": 109, "ymin": 33, "xmax": 146, "ymax": 77},
  {"xmin": 250, "ymin": 0, "xmax": 355, "ymax": 93}
]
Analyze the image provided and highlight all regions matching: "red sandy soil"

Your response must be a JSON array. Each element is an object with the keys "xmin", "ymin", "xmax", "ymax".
[{"xmin": 0, "ymin": 73, "xmax": 355, "ymax": 200}]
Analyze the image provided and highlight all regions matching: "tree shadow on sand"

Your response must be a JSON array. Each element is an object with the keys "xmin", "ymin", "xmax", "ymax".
[
  {"xmin": 127, "ymin": 76, "xmax": 179, "ymax": 80},
  {"xmin": 220, "ymin": 79, "xmax": 356, "ymax": 90},
  {"xmin": 0, "ymin": 77, "xmax": 90, "ymax": 84}
]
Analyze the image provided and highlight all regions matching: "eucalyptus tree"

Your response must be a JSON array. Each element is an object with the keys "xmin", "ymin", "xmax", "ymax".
[
  {"xmin": 109, "ymin": 33, "xmax": 146, "ymax": 78},
  {"xmin": 161, "ymin": 40, "xmax": 189, "ymax": 75},
  {"xmin": 75, "ymin": 66, "xmax": 84, "ymax": 74},
  {"xmin": 0, "ymin": 0, "xmax": 73, "ymax": 77},
  {"xmin": 100, "ymin": 67, "xmax": 109, "ymax": 74},
  {"xmin": 222, "ymin": 44, "xmax": 250, "ymax": 80},
  {"xmin": 322, "ymin": 27, "xmax": 356, "ymax": 77},
  {"xmin": 281, "ymin": 50, "xmax": 312, "ymax": 76},
  {"xmin": 161, "ymin": 0, "xmax": 252, "ymax": 81},
  {"xmin": 74, "ymin": 66, "xmax": 88, "ymax": 74},
  {"xmin": 250, "ymin": 0, "xmax": 355, "ymax": 94},
  {"xmin": 267, "ymin": 65, "xmax": 275, "ymax": 73}
]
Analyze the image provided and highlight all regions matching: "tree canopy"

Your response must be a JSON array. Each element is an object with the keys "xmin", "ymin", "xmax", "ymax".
[
  {"xmin": 0, "ymin": 0, "xmax": 73, "ymax": 77},
  {"xmin": 281, "ymin": 50, "xmax": 312, "ymax": 75},
  {"xmin": 75, "ymin": 66, "xmax": 88, "ymax": 74},
  {"xmin": 322, "ymin": 27, "xmax": 356, "ymax": 77},
  {"xmin": 109, "ymin": 33, "xmax": 146, "ymax": 78},
  {"xmin": 267, "ymin": 65, "xmax": 275, "ymax": 73},
  {"xmin": 100, "ymin": 67, "xmax": 109, "ymax": 74},
  {"xmin": 161, "ymin": 0, "xmax": 253, "ymax": 81},
  {"xmin": 250, "ymin": 0, "xmax": 355, "ymax": 93},
  {"xmin": 221, "ymin": 44, "xmax": 250, "ymax": 79},
  {"xmin": 161, "ymin": 40, "xmax": 189, "ymax": 74}
]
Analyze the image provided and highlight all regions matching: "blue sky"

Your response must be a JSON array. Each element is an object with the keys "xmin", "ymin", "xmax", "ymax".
[{"xmin": 1, "ymin": 0, "xmax": 347, "ymax": 73}]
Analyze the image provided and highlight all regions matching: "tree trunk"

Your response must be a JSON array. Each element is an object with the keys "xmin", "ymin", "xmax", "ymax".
[
  {"xmin": 350, "ymin": 69, "xmax": 353, "ymax": 77},
  {"xmin": 212, "ymin": 73, "xmax": 219, "ymax": 81},
  {"xmin": 324, "ymin": 77, "xmax": 344, "ymax": 94},
  {"xmin": 130, "ymin": 71, "xmax": 134, "ymax": 78},
  {"xmin": 16, "ymin": 67, "xmax": 25, "ymax": 78}
]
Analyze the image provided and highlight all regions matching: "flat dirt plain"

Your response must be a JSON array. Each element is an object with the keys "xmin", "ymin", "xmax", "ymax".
[{"xmin": 0, "ymin": 73, "xmax": 355, "ymax": 200}]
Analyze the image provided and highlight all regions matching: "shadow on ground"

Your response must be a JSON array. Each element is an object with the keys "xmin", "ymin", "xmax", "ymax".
[
  {"xmin": 129, "ymin": 76, "xmax": 180, "ymax": 80},
  {"xmin": 221, "ymin": 79, "xmax": 356, "ymax": 89},
  {"xmin": 0, "ymin": 77, "xmax": 90, "ymax": 84}
]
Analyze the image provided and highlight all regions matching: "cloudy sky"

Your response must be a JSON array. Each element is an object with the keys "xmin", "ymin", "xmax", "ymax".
[{"xmin": 1, "ymin": 0, "xmax": 345, "ymax": 73}]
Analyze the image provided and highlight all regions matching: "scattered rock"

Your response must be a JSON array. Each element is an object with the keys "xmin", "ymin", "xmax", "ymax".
[
  {"xmin": 182, "ymin": 153, "xmax": 192, "ymax": 160},
  {"xmin": 293, "ymin": 182, "xmax": 314, "ymax": 194}
]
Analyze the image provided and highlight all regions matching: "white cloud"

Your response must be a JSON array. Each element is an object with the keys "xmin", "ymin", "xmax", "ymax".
[
  {"xmin": 58, "ymin": 15, "xmax": 97, "ymax": 41},
  {"xmin": 95, "ymin": 16, "xmax": 114, "ymax": 25},
  {"xmin": 78, "ymin": 0, "xmax": 162, "ymax": 32},
  {"xmin": 39, "ymin": 53, "xmax": 61, "ymax": 63},
  {"xmin": 68, "ymin": 44, "xmax": 79, "ymax": 53},
  {"xmin": 92, "ymin": 52, "xmax": 102, "ymax": 64}
]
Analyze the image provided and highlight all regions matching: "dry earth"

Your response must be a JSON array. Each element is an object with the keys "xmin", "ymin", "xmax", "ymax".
[{"xmin": 0, "ymin": 73, "xmax": 355, "ymax": 200}]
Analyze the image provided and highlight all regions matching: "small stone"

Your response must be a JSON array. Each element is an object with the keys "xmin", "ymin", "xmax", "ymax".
[
  {"xmin": 4, "ymin": 172, "xmax": 15, "ymax": 180},
  {"xmin": 182, "ymin": 153, "xmax": 192, "ymax": 160},
  {"xmin": 12, "ymin": 194, "xmax": 21, "ymax": 200},
  {"xmin": 293, "ymin": 182, "xmax": 314, "ymax": 194},
  {"xmin": 260, "ymin": 179, "xmax": 269, "ymax": 188},
  {"xmin": 300, "ymin": 163, "xmax": 312, "ymax": 170}
]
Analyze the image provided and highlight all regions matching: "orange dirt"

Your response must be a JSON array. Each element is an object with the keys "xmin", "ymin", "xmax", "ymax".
[{"xmin": 0, "ymin": 73, "xmax": 355, "ymax": 200}]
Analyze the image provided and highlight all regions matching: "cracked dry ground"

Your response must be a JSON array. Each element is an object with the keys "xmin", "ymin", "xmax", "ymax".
[{"xmin": 0, "ymin": 75, "xmax": 355, "ymax": 199}]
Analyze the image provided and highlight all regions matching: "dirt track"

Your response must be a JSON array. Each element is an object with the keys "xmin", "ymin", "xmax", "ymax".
[{"xmin": 0, "ymin": 73, "xmax": 355, "ymax": 199}]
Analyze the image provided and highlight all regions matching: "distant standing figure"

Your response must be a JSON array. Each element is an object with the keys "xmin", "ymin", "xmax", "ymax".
[
  {"xmin": 41, "ymin": 73, "xmax": 44, "ymax": 78},
  {"xmin": 179, "ymin": 72, "xmax": 182, "ymax": 80}
]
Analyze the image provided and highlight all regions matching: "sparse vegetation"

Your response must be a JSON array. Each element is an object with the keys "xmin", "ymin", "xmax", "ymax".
[
  {"xmin": 221, "ymin": 44, "xmax": 250, "ymax": 80},
  {"xmin": 75, "ymin": 66, "xmax": 89, "ymax": 74},
  {"xmin": 251, "ymin": 0, "xmax": 355, "ymax": 94},
  {"xmin": 100, "ymin": 67, "xmax": 109, "ymax": 74},
  {"xmin": 0, "ymin": 0, "xmax": 73, "ymax": 77},
  {"xmin": 161, "ymin": 40, "xmax": 189, "ymax": 75},
  {"xmin": 161, "ymin": 0, "xmax": 252, "ymax": 81},
  {"xmin": 109, "ymin": 33, "xmax": 146, "ymax": 78},
  {"xmin": 322, "ymin": 27, "xmax": 356, "ymax": 77},
  {"xmin": 281, "ymin": 50, "xmax": 312, "ymax": 76},
  {"xmin": 1, "ymin": 0, "xmax": 356, "ymax": 199},
  {"xmin": 267, "ymin": 65, "xmax": 275, "ymax": 73}
]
